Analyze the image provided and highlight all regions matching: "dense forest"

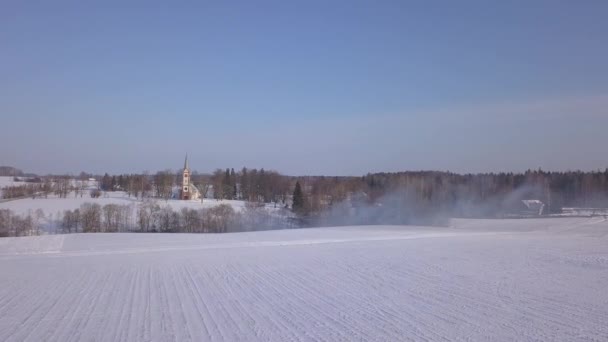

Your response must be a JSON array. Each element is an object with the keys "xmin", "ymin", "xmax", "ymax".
[{"xmin": 200, "ymin": 168, "xmax": 608, "ymax": 218}]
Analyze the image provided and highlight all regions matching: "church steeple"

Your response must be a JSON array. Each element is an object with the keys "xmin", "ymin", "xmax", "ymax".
[{"xmin": 181, "ymin": 155, "xmax": 190, "ymax": 200}]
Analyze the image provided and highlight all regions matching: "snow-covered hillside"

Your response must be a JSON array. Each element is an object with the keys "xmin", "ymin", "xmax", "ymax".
[
  {"xmin": 0, "ymin": 218, "xmax": 607, "ymax": 341},
  {"xmin": 0, "ymin": 191, "xmax": 284, "ymax": 233},
  {"xmin": 0, "ymin": 176, "xmax": 19, "ymax": 188},
  {"xmin": 0, "ymin": 176, "xmax": 27, "ymax": 198},
  {"xmin": 0, "ymin": 191, "xmax": 253, "ymax": 215}
]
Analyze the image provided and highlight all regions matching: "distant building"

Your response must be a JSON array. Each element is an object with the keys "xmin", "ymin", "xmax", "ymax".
[
  {"xmin": 521, "ymin": 199, "xmax": 545, "ymax": 216},
  {"xmin": 561, "ymin": 207, "xmax": 608, "ymax": 217},
  {"xmin": 180, "ymin": 155, "xmax": 201, "ymax": 200},
  {"xmin": 502, "ymin": 198, "xmax": 546, "ymax": 218}
]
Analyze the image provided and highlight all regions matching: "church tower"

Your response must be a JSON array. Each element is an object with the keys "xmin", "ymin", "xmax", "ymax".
[{"xmin": 181, "ymin": 155, "xmax": 190, "ymax": 200}]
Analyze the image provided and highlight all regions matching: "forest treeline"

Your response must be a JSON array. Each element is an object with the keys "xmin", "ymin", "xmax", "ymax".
[
  {"xmin": 2, "ymin": 168, "xmax": 608, "ymax": 237},
  {"xmin": 202, "ymin": 168, "xmax": 608, "ymax": 217},
  {"xmin": 0, "ymin": 201, "xmax": 294, "ymax": 237},
  {"xmin": 98, "ymin": 168, "xmax": 608, "ymax": 213},
  {"xmin": 5, "ymin": 168, "xmax": 608, "ymax": 214}
]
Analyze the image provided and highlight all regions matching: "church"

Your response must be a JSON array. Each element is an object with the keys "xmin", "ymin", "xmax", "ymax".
[{"xmin": 180, "ymin": 155, "xmax": 201, "ymax": 200}]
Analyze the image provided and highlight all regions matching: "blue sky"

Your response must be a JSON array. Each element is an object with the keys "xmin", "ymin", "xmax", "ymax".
[{"xmin": 1, "ymin": 1, "xmax": 607, "ymax": 175}]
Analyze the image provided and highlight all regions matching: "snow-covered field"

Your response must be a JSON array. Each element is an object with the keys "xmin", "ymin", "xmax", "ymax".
[
  {"xmin": 0, "ymin": 176, "xmax": 97, "ymax": 189},
  {"xmin": 0, "ymin": 176, "xmax": 277, "ymax": 219},
  {"xmin": 0, "ymin": 217, "xmax": 607, "ymax": 341},
  {"xmin": 0, "ymin": 191, "xmax": 284, "ymax": 232},
  {"xmin": 0, "ymin": 191, "xmax": 252, "ymax": 215},
  {"xmin": 0, "ymin": 176, "xmax": 19, "ymax": 188}
]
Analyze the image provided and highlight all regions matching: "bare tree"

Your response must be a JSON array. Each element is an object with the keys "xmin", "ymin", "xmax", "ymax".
[
  {"xmin": 137, "ymin": 200, "xmax": 160, "ymax": 232},
  {"xmin": 13, "ymin": 213, "xmax": 33, "ymax": 236},
  {"xmin": 81, "ymin": 203, "xmax": 102, "ymax": 233},
  {"xmin": 102, "ymin": 204, "xmax": 121, "ymax": 232},
  {"xmin": 61, "ymin": 209, "xmax": 80, "ymax": 234},
  {"xmin": 0, "ymin": 209, "xmax": 12, "ymax": 237},
  {"xmin": 205, "ymin": 204, "xmax": 236, "ymax": 233},
  {"xmin": 33, "ymin": 209, "xmax": 45, "ymax": 235},
  {"xmin": 180, "ymin": 208, "xmax": 199, "ymax": 233},
  {"xmin": 154, "ymin": 170, "xmax": 174, "ymax": 200}
]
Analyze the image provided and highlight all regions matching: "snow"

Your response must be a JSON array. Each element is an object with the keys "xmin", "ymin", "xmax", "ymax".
[
  {"xmin": 70, "ymin": 178, "xmax": 99, "ymax": 190},
  {"xmin": 562, "ymin": 207, "xmax": 608, "ymax": 216},
  {"xmin": 0, "ymin": 217, "xmax": 607, "ymax": 341},
  {"xmin": 0, "ymin": 176, "xmax": 98, "ymax": 190},
  {"xmin": 0, "ymin": 191, "xmax": 251, "ymax": 216},
  {"xmin": 0, "ymin": 191, "xmax": 279, "ymax": 215},
  {"xmin": 0, "ymin": 191, "xmax": 282, "ymax": 232},
  {"xmin": 0, "ymin": 176, "xmax": 27, "ymax": 197},
  {"xmin": 0, "ymin": 176, "xmax": 20, "ymax": 188}
]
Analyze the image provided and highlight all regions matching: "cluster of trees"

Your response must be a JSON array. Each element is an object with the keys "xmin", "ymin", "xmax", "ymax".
[
  {"xmin": 1, "ymin": 177, "xmax": 78, "ymax": 200},
  {"xmin": 136, "ymin": 203, "xmax": 240, "ymax": 233},
  {"xmin": 0, "ymin": 166, "xmax": 24, "ymax": 177},
  {"xmin": 4, "ymin": 167, "xmax": 608, "ymax": 235},
  {"xmin": 134, "ymin": 201, "xmax": 292, "ymax": 233},
  {"xmin": 365, "ymin": 170, "xmax": 608, "ymax": 215},
  {"xmin": 209, "ymin": 168, "xmax": 291, "ymax": 204},
  {"xmin": 0, "ymin": 209, "xmax": 45, "ymax": 237},
  {"xmin": 2, "ymin": 183, "xmax": 44, "ymax": 199},
  {"xmin": 100, "ymin": 173, "xmax": 155, "ymax": 199},
  {"xmin": 294, "ymin": 169, "xmax": 608, "ymax": 220},
  {"xmin": 1, "ymin": 201, "xmax": 294, "ymax": 237},
  {"xmin": 100, "ymin": 171, "xmax": 197, "ymax": 200},
  {"xmin": 100, "ymin": 168, "xmax": 293, "ymax": 204},
  {"xmin": 62, "ymin": 203, "xmax": 134, "ymax": 233}
]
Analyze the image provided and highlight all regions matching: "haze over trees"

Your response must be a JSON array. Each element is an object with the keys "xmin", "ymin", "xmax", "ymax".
[{"xmin": 2, "ymin": 165, "xmax": 608, "ymax": 237}]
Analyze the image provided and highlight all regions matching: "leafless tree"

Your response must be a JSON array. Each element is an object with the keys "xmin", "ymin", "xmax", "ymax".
[
  {"xmin": 13, "ymin": 213, "xmax": 33, "ymax": 236},
  {"xmin": 61, "ymin": 209, "xmax": 80, "ymax": 234},
  {"xmin": 154, "ymin": 170, "xmax": 174, "ymax": 200},
  {"xmin": 180, "ymin": 208, "xmax": 199, "ymax": 233},
  {"xmin": 0, "ymin": 209, "xmax": 12, "ymax": 237},
  {"xmin": 33, "ymin": 209, "xmax": 45, "ymax": 235},
  {"xmin": 102, "ymin": 204, "xmax": 121, "ymax": 232},
  {"xmin": 205, "ymin": 204, "xmax": 236, "ymax": 233},
  {"xmin": 137, "ymin": 200, "xmax": 160, "ymax": 232},
  {"xmin": 42, "ymin": 178, "xmax": 52, "ymax": 198},
  {"xmin": 53, "ymin": 177, "xmax": 71, "ymax": 198},
  {"xmin": 81, "ymin": 203, "xmax": 102, "ymax": 232}
]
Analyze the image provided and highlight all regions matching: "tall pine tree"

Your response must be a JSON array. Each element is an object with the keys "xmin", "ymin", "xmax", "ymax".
[
  {"xmin": 223, "ymin": 168, "xmax": 232, "ymax": 199},
  {"xmin": 292, "ymin": 181, "xmax": 305, "ymax": 214}
]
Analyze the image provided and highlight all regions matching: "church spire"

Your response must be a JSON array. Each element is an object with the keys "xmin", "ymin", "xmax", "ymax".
[{"xmin": 184, "ymin": 154, "xmax": 189, "ymax": 170}]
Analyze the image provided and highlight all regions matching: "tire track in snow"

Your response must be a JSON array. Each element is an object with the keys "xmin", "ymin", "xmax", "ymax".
[{"xmin": 1, "ymin": 222, "xmax": 607, "ymax": 341}]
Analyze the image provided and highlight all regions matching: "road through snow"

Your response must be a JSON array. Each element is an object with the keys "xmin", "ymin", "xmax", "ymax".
[{"xmin": 0, "ymin": 218, "xmax": 607, "ymax": 341}]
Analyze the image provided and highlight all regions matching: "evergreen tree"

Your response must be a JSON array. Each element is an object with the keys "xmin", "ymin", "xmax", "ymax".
[
  {"xmin": 259, "ymin": 168, "xmax": 269, "ymax": 202},
  {"xmin": 292, "ymin": 181, "xmax": 305, "ymax": 214},
  {"xmin": 230, "ymin": 168, "xmax": 237, "ymax": 199},
  {"xmin": 223, "ymin": 168, "xmax": 232, "ymax": 199},
  {"xmin": 101, "ymin": 173, "xmax": 111, "ymax": 191},
  {"xmin": 118, "ymin": 175, "xmax": 124, "ymax": 190},
  {"xmin": 240, "ymin": 167, "xmax": 249, "ymax": 200}
]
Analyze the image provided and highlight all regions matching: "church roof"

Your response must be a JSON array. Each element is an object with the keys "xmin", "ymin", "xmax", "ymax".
[{"xmin": 190, "ymin": 183, "xmax": 200, "ymax": 194}]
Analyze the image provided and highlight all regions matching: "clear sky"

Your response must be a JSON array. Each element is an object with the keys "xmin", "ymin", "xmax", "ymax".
[{"xmin": 1, "ymin": 1, "xmax": 607, "ymax": 176}]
